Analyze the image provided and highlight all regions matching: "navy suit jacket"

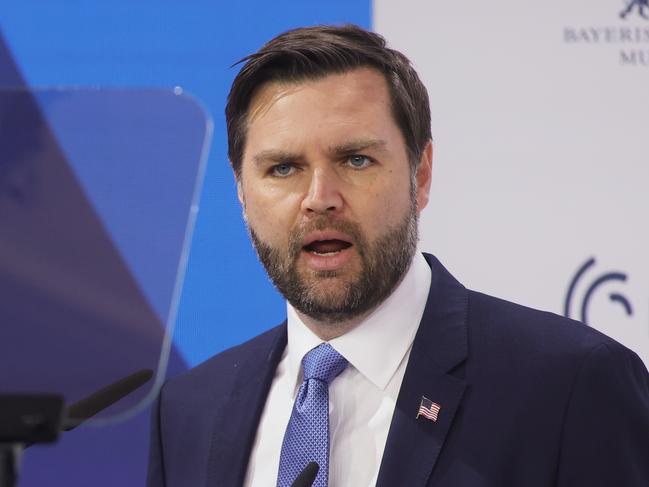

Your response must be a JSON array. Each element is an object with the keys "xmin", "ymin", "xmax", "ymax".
[{"xmin": 147, "ymin": 254, "xmax": 649, "ymax": 486}]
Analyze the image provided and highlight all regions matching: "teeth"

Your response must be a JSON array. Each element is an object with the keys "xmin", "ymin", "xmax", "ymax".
[{"xmin": 312, "ymin": 250, "xmax": 341, "ymax": 256}]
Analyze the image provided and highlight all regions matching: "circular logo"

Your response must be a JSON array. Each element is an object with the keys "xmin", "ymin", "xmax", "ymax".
[{"xmin": 564, "ymin": 257, "xmax": 634, "ymax": 325}]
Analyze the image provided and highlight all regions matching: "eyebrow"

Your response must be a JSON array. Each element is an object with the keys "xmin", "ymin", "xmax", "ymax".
[
  {"xmin": 252, "ymin": 149, "xmax": 303, "ymax": 167},
  {"xmin": 330, "ymin": 138, "xmax": 387, "ymax": 155},
  {"xmin": 251, "ymin": 138, "xmax": 388, "ymax": 167}
]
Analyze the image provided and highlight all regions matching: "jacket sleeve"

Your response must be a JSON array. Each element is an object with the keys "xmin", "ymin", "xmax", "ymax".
[
  {"xmin": 146, "ymin": 385, "xmax": 166, "ymax": 487},
  {"xmin": 555, "ymin": 342, "xmax": 649, "ymax": 486}
]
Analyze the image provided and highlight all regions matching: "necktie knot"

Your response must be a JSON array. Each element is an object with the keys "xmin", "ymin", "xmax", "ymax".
[{"xmin": 302, "ymin": 343, "xmax": 348, "ymax": 384}]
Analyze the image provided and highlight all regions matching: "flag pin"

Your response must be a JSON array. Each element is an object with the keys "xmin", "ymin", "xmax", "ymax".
[{"xmin": 416, "ymin": 396, "xmax": 441, "ymax": 422}]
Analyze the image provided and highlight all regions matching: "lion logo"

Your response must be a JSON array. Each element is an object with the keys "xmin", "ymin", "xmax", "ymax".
[{"xmin": 620, "ymin": 0, "xmax": 649, "ymax": 19}]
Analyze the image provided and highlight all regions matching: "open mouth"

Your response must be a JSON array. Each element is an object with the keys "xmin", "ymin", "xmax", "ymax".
[{"xmin": 303, "ymin": 239, "xmax": 353, "ymax": 256}]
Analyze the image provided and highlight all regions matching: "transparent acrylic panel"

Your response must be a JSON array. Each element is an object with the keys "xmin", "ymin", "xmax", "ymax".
[{"xmin": 0, "ymin": 88, "xmax": 211, "ymax": 425}]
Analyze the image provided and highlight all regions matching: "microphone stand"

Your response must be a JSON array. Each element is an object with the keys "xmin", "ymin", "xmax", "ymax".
[
  {"xmin": 0, "ymin": 395, "xmax": 64, "ymax": 487},
  {"xmin": 0, "ymin": 369, "xmax": 153, "ymax": 487},
  {"xmin": 0, "ymin": 444, "xmax": 20, "ymax": 487}
]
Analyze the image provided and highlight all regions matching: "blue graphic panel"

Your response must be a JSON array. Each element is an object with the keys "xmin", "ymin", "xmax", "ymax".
[
  {"xmin": 39, "ymin": 89, "xmax": 210, "ymax": 325},
  {"xmin": 0, "ymin": 88, "xmax": 208, "ymax": 416}
]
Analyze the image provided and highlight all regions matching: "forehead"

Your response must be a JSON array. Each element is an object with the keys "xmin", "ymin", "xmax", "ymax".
[{"xmin": 243, "ymin": 68, "xmax": 401, "ymax": 155}]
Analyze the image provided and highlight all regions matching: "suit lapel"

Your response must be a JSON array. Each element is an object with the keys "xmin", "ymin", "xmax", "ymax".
[
  {"xmin": 376, "ymin": 254, "xmax": 468, "ymax": 487},
  {"xmin": 206, "ymin": 325, "xmax": 287, "ymax": 487}
]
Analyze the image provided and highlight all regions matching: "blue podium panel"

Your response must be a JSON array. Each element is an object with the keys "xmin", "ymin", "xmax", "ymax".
[{"xmin": 0, "ymin": 88, "xmax": 211, "ymax": 424}]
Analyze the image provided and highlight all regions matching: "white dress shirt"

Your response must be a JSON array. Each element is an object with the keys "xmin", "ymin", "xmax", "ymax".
[{"xmin": 244, "ymin": 253, "xmax": 432, "ymax": 487}]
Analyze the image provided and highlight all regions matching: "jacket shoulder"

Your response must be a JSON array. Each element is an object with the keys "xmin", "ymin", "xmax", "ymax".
[
  {"xmin": 162, "ymin": 322, "xmax": 286, "ymax": 404},
  {"xmin": 466, "ymin": 289, "xmax": 630, "ymax": 363}
]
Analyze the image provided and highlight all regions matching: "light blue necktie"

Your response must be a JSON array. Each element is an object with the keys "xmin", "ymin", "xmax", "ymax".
[{"xmin": 277, "ymin": 343, "xmax": 348, "ymax": 487}]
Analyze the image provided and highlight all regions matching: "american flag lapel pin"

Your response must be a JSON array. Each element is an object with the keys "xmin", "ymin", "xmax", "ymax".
[{"xmin": 416, "ymin": 396, "xmax": 441, "ymax": 422}]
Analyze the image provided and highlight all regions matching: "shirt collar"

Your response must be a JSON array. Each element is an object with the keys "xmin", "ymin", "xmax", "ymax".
[{"xmin": 286, "ymin": 252, "xmax": 431, "ymax": 395}]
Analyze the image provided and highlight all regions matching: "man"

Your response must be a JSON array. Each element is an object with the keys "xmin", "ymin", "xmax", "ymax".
[{"xmin": 147, "ymin": 25, "xmax": 649, "ymax": 486}]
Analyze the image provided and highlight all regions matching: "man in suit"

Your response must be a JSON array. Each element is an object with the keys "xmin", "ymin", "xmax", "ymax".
[{"xmin": 147, "ymin": 25, "xmax": 649, "ymax": 486}]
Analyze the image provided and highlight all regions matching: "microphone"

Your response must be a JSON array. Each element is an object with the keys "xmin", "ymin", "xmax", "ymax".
[
  {"xmin": 290, "ymin": 462, "xmax": 319, "ymax": 487},
  {"xmin": 21, "ymin": 368, "xmax": 154, "ymax": 447},
  {"xmin": 3, "ymin": 369, "xmax": 153, "ymax": 487},
  {"xmin": 63, "ymin": 368, "xmax": 153, "ymax": 431}
]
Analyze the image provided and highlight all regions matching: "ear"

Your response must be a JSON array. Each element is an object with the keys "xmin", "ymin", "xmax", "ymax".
[
  {"xmin": 234, "ymin": 164, "xmax": 245, "ymax": 206},
  {"xmin": 415, "ymin": 140, "xmax": 433, "ymax": 213},
  {"xmin": 236, "ymin": 179, "xmax": 244, "ymax": 206}
]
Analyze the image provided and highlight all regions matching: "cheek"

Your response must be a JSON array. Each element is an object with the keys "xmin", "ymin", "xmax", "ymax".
[
  {"xmin": 360, "ymin": 177, "xmax": 412, "ymax": 231},
  {"xmin": 243, "ymin": 189, "xmax": 302, "ymax": 243}
]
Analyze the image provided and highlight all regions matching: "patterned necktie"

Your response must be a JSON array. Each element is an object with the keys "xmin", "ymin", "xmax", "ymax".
[{"xmin": 277, "ymin": 343, "xmax": 348, "ymax": 487}]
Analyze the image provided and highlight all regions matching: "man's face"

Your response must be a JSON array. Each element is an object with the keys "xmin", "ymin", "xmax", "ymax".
[{"xmin": 238, "ymin": 67, "xmax": 432, "ymax": 324}]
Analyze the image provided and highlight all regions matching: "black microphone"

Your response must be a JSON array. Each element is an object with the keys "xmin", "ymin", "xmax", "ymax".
[
  {"xmin": 290, "ymin": 462, "xmax": 319, "ymax": 487},
  {"xmin": 63, "ymin": 368, "xmax": 153, "ymax": 431},
  {"xmin": 21, "ymin": 368, "xmax": 154, "ymax": 450},
  {"xmin": 3, "ymin": 369, "xmax": 154, "ymax": 487}
]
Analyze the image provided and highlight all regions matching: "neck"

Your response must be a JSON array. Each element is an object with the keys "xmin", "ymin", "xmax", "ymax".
[
  {"xmin": 293, "ymin": 260, "xmax": 415, "ymax": 341},
  {"xmin": 295, "ymin": 308, "xmax": 373, "ymax": 341}
]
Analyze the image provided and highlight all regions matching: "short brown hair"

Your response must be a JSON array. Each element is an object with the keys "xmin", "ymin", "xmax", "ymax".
[{"xmin": 225, "ymin": 24, "xmax": 431, "ymax": 178}]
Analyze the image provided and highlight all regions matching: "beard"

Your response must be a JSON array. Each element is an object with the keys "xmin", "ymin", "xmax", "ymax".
[{"xmin": 247, "ymin": 198, "xmax": 419, "ymax": 324}]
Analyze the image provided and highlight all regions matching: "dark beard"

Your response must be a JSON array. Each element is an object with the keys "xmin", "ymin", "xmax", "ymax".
[{"xmin": 248, "ymin": 204, "xmax": 418, "ymax": 324}]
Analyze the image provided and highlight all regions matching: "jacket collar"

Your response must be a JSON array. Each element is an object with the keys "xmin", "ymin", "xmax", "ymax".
[
  {"xmin": 375, "ymin": 253, "xmax": 468, "ymax": 487},
  {"xmin": 206, "ymin": 324, "xmax": 287, "ymax": 487}
]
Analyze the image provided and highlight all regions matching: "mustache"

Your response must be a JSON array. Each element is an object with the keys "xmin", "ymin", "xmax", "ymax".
[{"xmin": 287, "ymin": 217, "xmax": 367, "ymax": 259}]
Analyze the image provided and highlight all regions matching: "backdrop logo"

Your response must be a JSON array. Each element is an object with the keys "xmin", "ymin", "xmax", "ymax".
[
  {"xmin": 562, "ymin": 2, "xmax": 649, "ymax": 66},
  {"xmin": 564, "ymin": 257, "xmax": 633, "ymax": 325},
  {"xmin": 620, "ymin": 0, "xmax": 649, "ymax": 20}
]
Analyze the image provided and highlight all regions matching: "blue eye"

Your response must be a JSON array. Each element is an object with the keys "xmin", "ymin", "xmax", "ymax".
[
  {"xmin": 348, "ymin": 155, "xmax": 372, "ymax": 169},
  {"xmin": 272, "ymin": 164, "xmax": 293, "ymax": 176}
]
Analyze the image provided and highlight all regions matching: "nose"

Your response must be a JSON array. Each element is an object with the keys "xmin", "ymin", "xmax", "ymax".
[{"xmin": 301, "ymin": 167, "xmax": 344, "ymax": 215}]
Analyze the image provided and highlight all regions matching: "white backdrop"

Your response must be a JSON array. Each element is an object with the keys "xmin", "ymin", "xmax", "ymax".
[{"xmin": 375, "ymin": 0, "xmax": 649, "ymax": 366}]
